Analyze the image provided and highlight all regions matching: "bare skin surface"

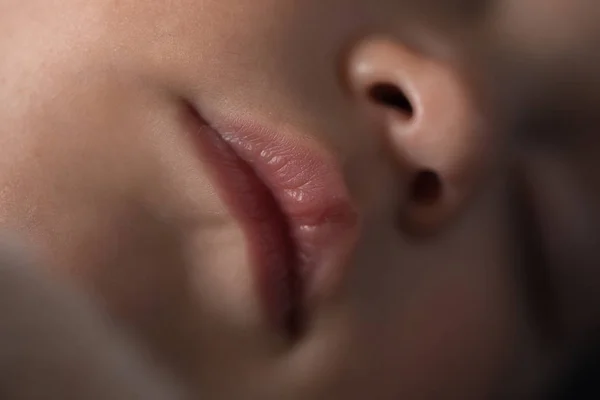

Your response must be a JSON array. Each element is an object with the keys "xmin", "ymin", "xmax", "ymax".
[
  {"xmin": 1, "ymin": 1, "xmax": 599, "ymax": 399},
  {"xmin": 0, "ymin": 237, "xmax": 187, "ymax": 399}
]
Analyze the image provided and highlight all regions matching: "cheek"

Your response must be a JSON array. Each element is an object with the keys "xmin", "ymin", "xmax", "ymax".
[
  {"xmin": 495, "ymin": 0, "xmax": 595, "ymax": 50},
  {"xmin": 330, "ymin": 257, "xmax": 519, "ymax": 399},
  {"xmin": 394, "ymin": 268, "xmax": 517, "ymax": 396},
  {"xmin": 354, "ymin": 189, "xmax": 521, "ymax": 398},
  {"xmin": 0, "ymin": 47, "xmax": 229, "ymax": 316}
]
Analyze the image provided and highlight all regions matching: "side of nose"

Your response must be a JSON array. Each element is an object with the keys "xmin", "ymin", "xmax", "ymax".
[{"xmin": 344, "ymin": 37, "xmax": 495, "ymax": 235}]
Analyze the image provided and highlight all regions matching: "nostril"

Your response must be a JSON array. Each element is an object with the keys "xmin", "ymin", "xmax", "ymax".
[
  {"xmin": 368, "ymin": 83, "xmax": 414, "ymax": 118},
  {"xmin": 410, "ymin": 170, "xmax": 442, "ymax": 205}
]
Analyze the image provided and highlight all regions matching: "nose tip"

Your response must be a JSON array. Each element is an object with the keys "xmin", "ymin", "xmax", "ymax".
[{"xmin": 345, "ymin": 37, "xmax": 495, "ymax": 235}]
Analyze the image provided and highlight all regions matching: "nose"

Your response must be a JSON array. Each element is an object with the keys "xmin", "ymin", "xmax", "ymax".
[{"xmin": 345, "ymin": 37, "xmax": 495, "ymax": 235}]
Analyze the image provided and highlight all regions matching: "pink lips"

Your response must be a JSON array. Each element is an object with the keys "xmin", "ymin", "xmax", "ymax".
[{"xmin": 190, "ymin": 108, "xmax": 359, "ymax": 339}]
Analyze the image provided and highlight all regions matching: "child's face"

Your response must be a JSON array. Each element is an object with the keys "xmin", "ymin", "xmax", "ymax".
[{"xmin": 2, "ymin": 1, "xmax": 587, "ymax": 398}]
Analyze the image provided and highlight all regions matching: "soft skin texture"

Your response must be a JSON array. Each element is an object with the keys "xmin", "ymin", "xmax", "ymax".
[
  {"xmin": 395, "ymin": 0, "xmax": 600, "ymax": 351},
  {"xmin": 0, "ymin": 237, "xmax": 187, "ymax": 400},
  {"xmin": 1, "ymin": 1, "xmax": 588, "ymax": 399}
]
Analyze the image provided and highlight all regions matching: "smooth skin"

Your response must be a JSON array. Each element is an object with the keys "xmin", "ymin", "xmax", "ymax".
[{"xmin": 1, "ymin": 1, "xmax": 598, "ymax": 399}]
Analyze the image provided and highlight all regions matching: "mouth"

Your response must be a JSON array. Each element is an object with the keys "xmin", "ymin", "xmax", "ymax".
[{"xmin": 185, "ymin": 104, "xmax": 359, "ymax": 340}]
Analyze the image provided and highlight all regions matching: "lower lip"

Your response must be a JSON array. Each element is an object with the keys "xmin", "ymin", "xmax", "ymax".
[{"xmin": 187, "ymin": 106, "xmax": 358, "ymax": 339}]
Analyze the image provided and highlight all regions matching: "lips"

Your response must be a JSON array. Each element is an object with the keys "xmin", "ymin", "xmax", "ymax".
[{"xmin": 187, "ymin": 105, "xmax": 359, "ymax": 339}]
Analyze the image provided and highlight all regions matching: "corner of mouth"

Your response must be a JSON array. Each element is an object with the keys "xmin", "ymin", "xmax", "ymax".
[{"xmin": 182, "ymin": 100, "xmax": 360, "ymax": 341}]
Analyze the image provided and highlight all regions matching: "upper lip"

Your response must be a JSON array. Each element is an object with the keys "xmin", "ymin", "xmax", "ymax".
[{"xmin": 186, "ymin": 104, "xmax": 359, "ymax": 340}]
